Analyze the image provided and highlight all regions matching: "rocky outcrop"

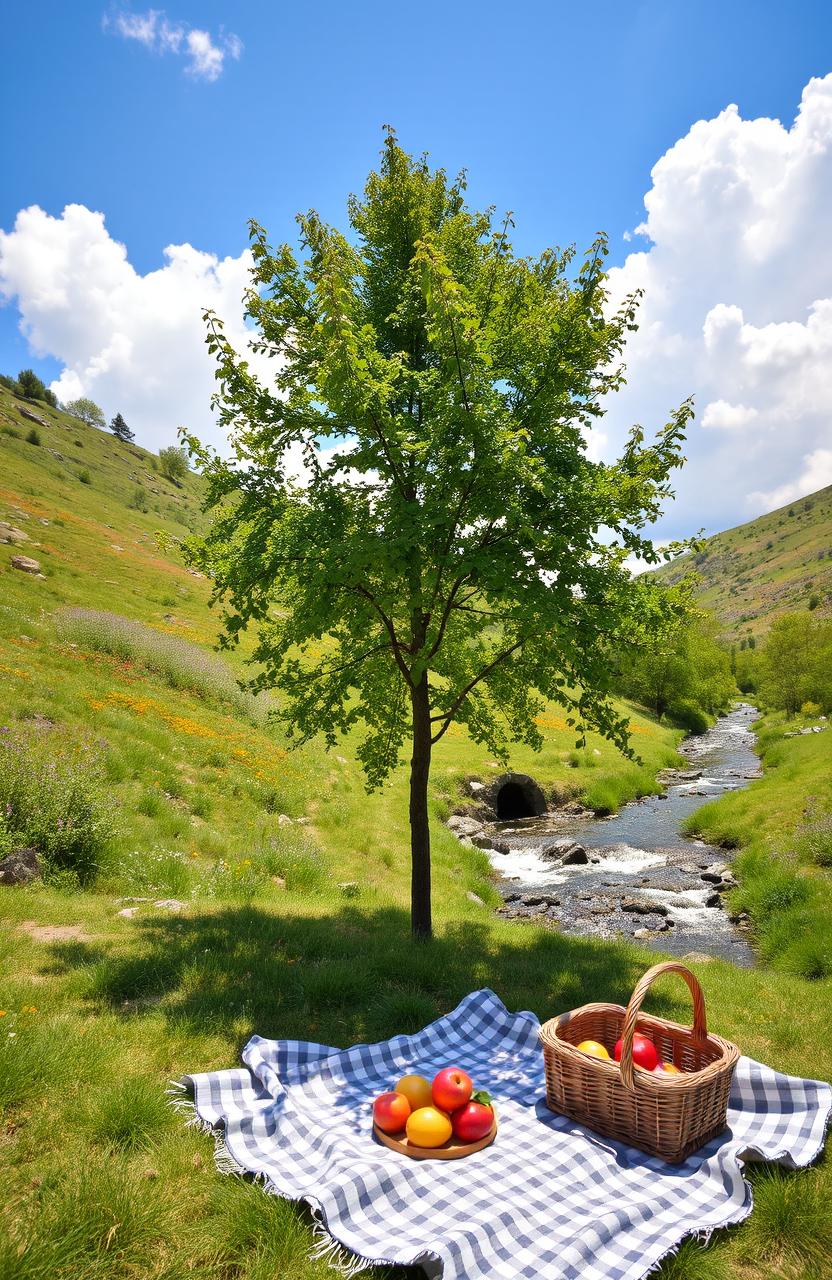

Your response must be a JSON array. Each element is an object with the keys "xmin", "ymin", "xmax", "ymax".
[
  {"xmin": 0, "ymin": 522, "xmax": 29, "ymax": 545},
  {"xmin": 0, "ymin": 847, "xmax": 42, "ymax": 885},
  {"xmin": 621, "ymin": 898, "xmax": 669, "ymax": 916},
  {"xmin": 447, "ymin": 814, "xmax": 484, "ymax": 838},
  {"xmin": 17, "ymin": 406, "xmax": 48, "ymax": 427},
  {"xmin": 539, "ymin": 838, "xmax": 588, "ymax": 865},
  {"xmin": 10, "ymin": 555, "xmax": 43, "ymax": 576}
]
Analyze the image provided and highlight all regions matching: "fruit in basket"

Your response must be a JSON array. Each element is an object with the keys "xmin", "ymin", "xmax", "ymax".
[
  {"xmin": 406, "ymin": 1105, "xmax": 453, "ymax": 1148},
  {"xmin": 576, "ymin": 1039, "xmax": 611, "ymax": 1060},
  {"xmin": 653, "ymin": 1061, "xmax": 682, "ymax": 1075},
  {"xmin": 373, "ymin": 1091, "xmax": 411, "ymax": 1134},
  {"xmin": 395, "ymin": 1074, "xmax": 434, "ymax": 1110},
  {"xmin": 613, "ymin": 1034, "xmax": 659, "ymax": 1072},
  {"xmin": 451, "ymin": 1097, "xmax": 494, "ymax": 1142},
  {"xmin": 432, "ymin": 1067, "xmax": 473, "ymax": 1112}
]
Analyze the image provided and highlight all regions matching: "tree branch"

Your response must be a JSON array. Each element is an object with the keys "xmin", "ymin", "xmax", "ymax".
[
  {"xmin": 430, "ymin": 635, "xmax": 527, "ymax": 742},
  {"xmin": 355, "ymin": 585, "xmax": 414, "ymax": 688}
]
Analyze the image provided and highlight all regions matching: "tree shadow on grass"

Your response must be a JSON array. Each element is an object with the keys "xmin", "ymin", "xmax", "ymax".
[{"xmin": 45, "ymin": 901, "xmax": 673, "ymax": 1048}]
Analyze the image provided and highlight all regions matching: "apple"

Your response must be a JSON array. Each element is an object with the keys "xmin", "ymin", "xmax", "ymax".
[
  {"xmin": 451, "ymin": 1100, "xmax": 493, "ymax": 1143},
  {"xmin": 432, "ymin": 1066, "xmax": 473, "ymax": 1113},
  {"xmin": 653, "ymin": 1061, "xmax": 682, "ymax": 1075},
  {"xmin": 576, "ymin": 1039, "xmax": 611, "ymax": 1060},
  {"xmin": 373, "ymin": 1090, "xmax": 411, "ymax": 1134},
  {"xmin": 613, "ymin": 1033, "xmax": 659, "ymax": 1072}
]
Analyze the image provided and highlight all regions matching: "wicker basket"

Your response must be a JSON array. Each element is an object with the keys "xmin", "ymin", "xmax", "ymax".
[{"xmin": 539, "ymin": 961, "xmax": 740, "ymax": 1163}]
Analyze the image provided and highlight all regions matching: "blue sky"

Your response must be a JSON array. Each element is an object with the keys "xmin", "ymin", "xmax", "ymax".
[{"xmin": 2, "ymin": 2, "xmax": 832, "ymax": 536}]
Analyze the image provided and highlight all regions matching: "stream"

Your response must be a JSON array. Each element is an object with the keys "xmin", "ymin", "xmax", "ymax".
[{"xmin": 480, "ymin": 704, "xmax": 760, "ymax": 965}]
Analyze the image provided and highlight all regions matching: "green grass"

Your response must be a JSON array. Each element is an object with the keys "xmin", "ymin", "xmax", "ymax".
[
  {"xmin": 683, "ymin": 712, "xmax": 832, "ymax": 979},
  {"xmin": 2, "ymin": 891, "xmax": 831, "ymax": 1280},
  {"xmin": 1, "ymin": 385, "xmax": 830, "ymax": 1278}
]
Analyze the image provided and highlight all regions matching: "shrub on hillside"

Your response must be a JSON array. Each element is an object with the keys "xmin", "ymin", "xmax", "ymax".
[
  {"xmin": 159, "ymin": 445, "xmax": 189, "ymax": 484},
  {"xmin": 668, "ymin": 699, "xmax": 710, "ymax": 735},
  {"xmin": 25, "ymin": 427, "xmax": 41, "ymax": 446},
  {"xmin": 794, "ymin": 801, "xmax": 832, "ymax": 867},
  {"xmin": 78, "ymin": 468, "xmax": 92, "ymax": 485},
  {"xmin": 56, "ymin": 608, "xmax": 268, "ymax": 722},
  {"xmin": 0, "ymin": 722, "xmax": 116, "ymax": 881}
]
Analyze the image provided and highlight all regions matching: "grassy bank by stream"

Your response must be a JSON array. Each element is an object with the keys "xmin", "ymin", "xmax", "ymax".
[{"xmin": 683, "ymin": 712, "xmax": 832, "ymax": 979}]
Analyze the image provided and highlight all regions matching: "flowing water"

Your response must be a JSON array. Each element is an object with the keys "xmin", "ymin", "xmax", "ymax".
[{"xmin": 485, "ymin": 704, "xmax": 760, "ymax": 965}]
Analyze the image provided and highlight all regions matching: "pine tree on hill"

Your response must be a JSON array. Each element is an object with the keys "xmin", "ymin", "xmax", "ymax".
[{"xmin": 109, "ymin": 412, "xmax": 135, "ymax": 442}]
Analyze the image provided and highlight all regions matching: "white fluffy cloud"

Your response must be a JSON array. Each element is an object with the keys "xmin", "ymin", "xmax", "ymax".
[
  {"xmin": 0, "ymin": 203, "xmax": 271, "ymax": 455},
  {"xmin": 103, "ymin": 8, "xmax": 242, "ymax": 81},
  {"xmin": 605, "ymin": 73, "xmax": 832, "ymax": 536}
]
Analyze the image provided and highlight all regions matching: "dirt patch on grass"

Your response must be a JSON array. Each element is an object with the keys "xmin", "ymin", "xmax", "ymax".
[{"xmin": 18, "ymin": 921, "xmax": 93, "ymax": 943}]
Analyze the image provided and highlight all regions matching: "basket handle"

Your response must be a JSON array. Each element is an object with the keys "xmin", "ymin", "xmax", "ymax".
[{"xmin": 619, "ymin": 961, "xmax": 707, "ymax": 1091}]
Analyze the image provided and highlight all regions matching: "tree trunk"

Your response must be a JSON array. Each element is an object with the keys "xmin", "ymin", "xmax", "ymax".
[{"xmin": 409, "ymin": 674, "xmax": 433, "ymax": 940}]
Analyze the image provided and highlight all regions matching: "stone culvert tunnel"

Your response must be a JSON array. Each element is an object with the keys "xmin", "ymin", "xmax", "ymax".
[{"xmin": 484, "ymin": 773, "xmax": 548, "ymax": 820}]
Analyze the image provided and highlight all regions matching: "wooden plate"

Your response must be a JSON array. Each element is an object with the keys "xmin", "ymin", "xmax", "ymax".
[{"xmin": 372, "ymin": 1115, "xmax": 497, "ymax": 1160}]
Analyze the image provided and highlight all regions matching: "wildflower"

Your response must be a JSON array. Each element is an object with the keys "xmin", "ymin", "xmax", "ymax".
[{"xmin": 0, "ymin": 1010, "xmax": 6, "ymax": 1017}]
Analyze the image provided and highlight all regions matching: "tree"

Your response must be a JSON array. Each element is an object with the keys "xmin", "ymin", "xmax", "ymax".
[
  {"xmin": 614, "ymin": 611, "xmax": 732, "ymax": 732},
  {"xmin": 109, "ymin": 412, "xmax": 134, "ymax": 442},
  {"xmin": 17, "ymin": 368, "xmax": 55, "ymax": 405},
  {"xmin": 758, "ymin": 612, "xmax": 832, "ymax": 715},
  {"xmin": 182, "ymin": 134, "xmax": 694, "ymax": 939},
  {"xmin": 66, "ymin": 398, "xmax": 106, "ymax": 430},
  {"xmin": 617, "ymin": 614, "xmax": 735, "ymax": 727},
  {"xmin": 159, "ymin": 445, "xmax": 189, "ymax": 484}
]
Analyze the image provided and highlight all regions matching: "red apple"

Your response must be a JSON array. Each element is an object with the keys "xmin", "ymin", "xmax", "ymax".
[
  {"xmin": 614, "ymin": 1033, "xmax": 659, "ymax": 1072},
  {"xmin": 451, "ymin": 1100, "xmax": 493, "ymax": 1143},
  {"xmin": 432, "ymin": 1067, "xmax": 473, "ymax": 1113},
  {"xmin": 372, "ymin": 1091, "xmax": 411, "ymax": 1134}
]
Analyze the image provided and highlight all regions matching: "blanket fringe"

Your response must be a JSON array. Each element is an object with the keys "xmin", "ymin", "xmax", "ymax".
[
  {"xmin": 166, "ymin": 1079, "xmax": 248, "ymax": 1175},
  {"xmin": 310, "ymin": 1221, "xmax": 374, "ymax": 1277}
]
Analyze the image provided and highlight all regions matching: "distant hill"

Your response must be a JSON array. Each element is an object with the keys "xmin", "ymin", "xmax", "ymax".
[{"xmin": 654, "ymin": 484, "xmax": 832, "ymax": 638}]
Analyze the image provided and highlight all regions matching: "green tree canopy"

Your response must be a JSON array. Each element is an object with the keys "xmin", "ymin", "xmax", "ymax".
[
  {"xmin": 16, "ymin": 368, "xmax": 57, "ymax": 407},
  {"xmin": 66, "ymin": 397, "xmax": 106, "ymax": 430},
  {"xmin": 616, "ymin": 613, "xmax": 735, "ymax": 730},
  {"xmin": 159, "ymin": 445, "xmax": 189, "ymax": 483},
  {"xmin": 758, "ymin": 612, "xmax": 832, "ymax": 715},
  {"xmin": 182, "ymin": 133, "xmax": 694, "ymax": 938}
]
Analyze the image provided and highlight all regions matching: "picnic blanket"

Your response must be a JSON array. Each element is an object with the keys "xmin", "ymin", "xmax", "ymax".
[{"xmin": 174, "ymin": 988, "xmax": 831, "ymax": 1280}]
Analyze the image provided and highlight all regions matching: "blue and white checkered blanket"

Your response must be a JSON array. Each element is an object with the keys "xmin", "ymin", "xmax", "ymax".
[{"xmin": 177, "ymin": 989, "xmax": 831, "ymax": 1280}]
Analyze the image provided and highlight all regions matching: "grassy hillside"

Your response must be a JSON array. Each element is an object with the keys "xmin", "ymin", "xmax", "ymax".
[
  {"xmin": 655, "ymin": 484, "xmax": 832, "ymax": 639},
  {"xmin": 0, "ymin": 382, "xmax": 685, "ymax": 900},
  {"xmin": 2, "ymin": 386, "xmax": 831, "ymax": 1280}
]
